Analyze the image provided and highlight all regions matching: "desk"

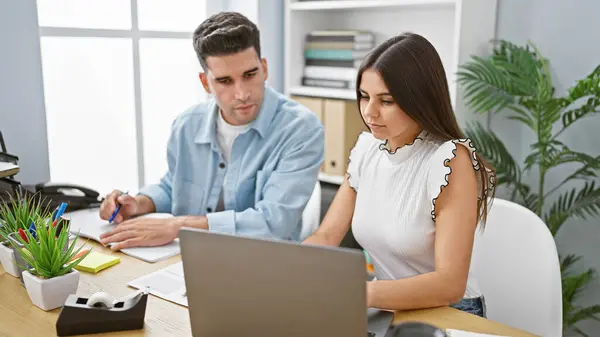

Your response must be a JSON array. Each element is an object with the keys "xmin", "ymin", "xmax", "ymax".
[{"xmin": 0, "ymin": 239, "xmax": 538, "ymax": 337}]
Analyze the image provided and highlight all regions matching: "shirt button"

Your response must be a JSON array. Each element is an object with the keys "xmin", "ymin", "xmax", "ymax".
[
  {"xmin": 219, "ymin": 162, "xmax": 226, "ymax": 169},
  {"xmin": 207, "ymin": 207, "xmax": 212, "ymax": 212}
]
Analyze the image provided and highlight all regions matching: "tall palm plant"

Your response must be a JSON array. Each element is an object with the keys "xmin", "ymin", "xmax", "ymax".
[{"xmin": 457, "ymin": 39, "xmax": 600, "ymax": 336}]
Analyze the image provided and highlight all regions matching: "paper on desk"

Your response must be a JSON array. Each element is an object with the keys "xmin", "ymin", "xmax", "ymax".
[
  {"xmin": 128, "ymin": 261, "xmax": 188, "ymax": 307},
  {"xmin": 0, "ymin": 162, "xmax": 19, "ymax": 177},
  {"xmin": 66, "ymin": 208, "xmax": 181, "ymax": 263},
  {"xmin": 446, "ymin": 330, "xmax": 508, "ymax": 337}
]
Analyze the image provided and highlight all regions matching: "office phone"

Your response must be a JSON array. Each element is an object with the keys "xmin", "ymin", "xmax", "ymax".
[{"xmin": 30, "ymin": 182, "xmax": 103, "ymax": 211}]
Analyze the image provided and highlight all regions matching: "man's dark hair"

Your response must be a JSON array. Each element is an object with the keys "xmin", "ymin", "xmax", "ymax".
[{"xmin": 193, "ymin": 12, "xmax": 261, "ymax": 71}]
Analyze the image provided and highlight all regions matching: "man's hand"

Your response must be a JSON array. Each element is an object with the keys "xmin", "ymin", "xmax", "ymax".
[
  {"xmin": 99, "ymin": 190, "xmax": 140, "ymax": 223},
  {"xmin": 99, "ymin": 217, "xmax": 182, "ymax": 251}
]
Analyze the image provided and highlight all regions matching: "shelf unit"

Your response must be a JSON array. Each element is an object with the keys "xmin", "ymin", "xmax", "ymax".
[
  {"xmin": 319, "ymin": 172, "xmax": 345, "ymax": 185},
  {"xmin": 289, "ymin": 85, "xmax": 357, "ymax": 100},
  {"xmin": 289, "ymin": 0, "xmax": 457, "ymax": 11},
  {"xmin": 284, "ymin": 0, "xmax": 498, "ymax": 184}
]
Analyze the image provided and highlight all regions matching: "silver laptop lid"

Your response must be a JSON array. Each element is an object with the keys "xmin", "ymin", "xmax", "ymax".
[{"xmin": 180, "ymin": 228, "xmax": 369, "ymax": 337}]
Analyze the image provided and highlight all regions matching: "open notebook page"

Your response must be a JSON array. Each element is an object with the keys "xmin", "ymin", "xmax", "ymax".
[{"xmin": 66, "ymin": 208, "xmax": 180, "ymax": 263}]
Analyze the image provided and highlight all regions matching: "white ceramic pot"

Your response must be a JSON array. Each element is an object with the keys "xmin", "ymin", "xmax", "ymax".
[
  {"xmin": 22, "ymin": 269, "xmax": 80, "ymax": 311},
  {"xmin": 0, "ymin": 241, "xmax": 20, "ymax": 277}
]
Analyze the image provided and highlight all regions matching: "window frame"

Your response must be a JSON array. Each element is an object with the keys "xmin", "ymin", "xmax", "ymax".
[{"xmin": 37, "ymin": 0, "xmax": 218, "ymax": 190}]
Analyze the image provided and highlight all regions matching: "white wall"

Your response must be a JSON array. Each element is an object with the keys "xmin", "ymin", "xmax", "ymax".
[
  {"xmin": 225, "ymin": 0, "xmax": 284, "ymax": 92},
  {"xmin": 495, "ymin": 0, "xmax": 600, "ymax": 333},
  {"xmin": 0, "ymin": 0, "xmax": 50, "ymax": 184}
]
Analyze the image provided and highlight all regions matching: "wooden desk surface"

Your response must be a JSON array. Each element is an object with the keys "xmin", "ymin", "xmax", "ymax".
[{"xmin": 0, "ymin": 240, "xmax": 538, "ymax": 337}]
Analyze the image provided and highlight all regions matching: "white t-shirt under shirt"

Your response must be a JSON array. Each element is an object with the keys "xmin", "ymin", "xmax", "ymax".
[
  {"xmin": 347, "ymin": 130, "xmax": 493, "ymax": 299},
  {"xmin": 215, "ymin": 111, "xmax": 250, "ymax": 211}
]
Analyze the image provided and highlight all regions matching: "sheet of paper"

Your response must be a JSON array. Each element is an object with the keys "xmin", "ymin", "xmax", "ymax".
[
  {"xmin": 0, "ymin": 162, "xmax": 19, "ymax": 177},
  {"xmin": 66, "ymin": 208, "xmax": 181, "ymax": 263},
  {"xmin": 446, "ymin": 329, "xmax": 507, "ymax": 337},
  {"xmin": 128, "ymin": 261, "xmax": 188, "ymax": 307}
]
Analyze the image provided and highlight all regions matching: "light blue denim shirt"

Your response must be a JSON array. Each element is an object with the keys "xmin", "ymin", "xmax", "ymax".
[{"xmin": 138, "ymin": 86, "xmax": 324, "ymax": 241}]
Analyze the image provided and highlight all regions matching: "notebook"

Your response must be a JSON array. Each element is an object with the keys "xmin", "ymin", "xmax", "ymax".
[
  {"xmin": 74, "ymin": 251, "xmax": 120, "ymax": 273},
  {"xmin": 66, "ymin": 208, "xmax": 181, "ymax": 263},
  {"xmin": 127, "ymin": 261, "xmax": 187, "ymax": 307}
]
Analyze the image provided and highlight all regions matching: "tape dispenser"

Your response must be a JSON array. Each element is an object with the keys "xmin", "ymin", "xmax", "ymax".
[{"xmin": 55, "ymin": 287, "xmax": 148, "ymax": 336}]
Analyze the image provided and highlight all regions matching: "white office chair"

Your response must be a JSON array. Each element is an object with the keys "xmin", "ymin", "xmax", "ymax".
[
  {"xmin": 470, "ymin": 198, "xmax": 563, "ymax": 337},
  {"xmin": 300, "ymin": 181, "xmax": 321, "ymax": 241}
]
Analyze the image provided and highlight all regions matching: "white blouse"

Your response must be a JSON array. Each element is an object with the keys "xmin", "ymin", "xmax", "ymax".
[{"xmin": 348, "ymin": 130, "xmax": 489, "ymax": 299}]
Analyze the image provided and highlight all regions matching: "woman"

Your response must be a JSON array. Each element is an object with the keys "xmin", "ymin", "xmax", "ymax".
[{"xmin": 303, "ymin": 32, "xmax": 496, "ymax": 317}]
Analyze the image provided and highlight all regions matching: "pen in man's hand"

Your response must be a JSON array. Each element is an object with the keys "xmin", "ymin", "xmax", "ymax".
[{"xmin": 108, "ymin": 191, "xmax": 129, "ymax": 223}]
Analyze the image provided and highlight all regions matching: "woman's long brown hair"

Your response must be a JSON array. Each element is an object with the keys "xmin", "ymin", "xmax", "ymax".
[{"xmin": 356, "ymin": 32, "xmax": 496, "ymax": 225}]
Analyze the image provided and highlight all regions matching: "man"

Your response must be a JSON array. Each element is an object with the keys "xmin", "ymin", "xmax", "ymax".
[{"xmin": 98, "ymin": 12, "xmax": 324, "ymax": 250}]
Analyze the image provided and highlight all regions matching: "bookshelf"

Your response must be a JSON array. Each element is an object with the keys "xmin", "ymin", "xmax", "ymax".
[{"xmin": 284, "ymin": 0, "xmax": 498, "ymax": 184}]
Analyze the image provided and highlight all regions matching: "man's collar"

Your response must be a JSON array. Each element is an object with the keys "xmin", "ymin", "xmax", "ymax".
[
  {"xmin": 194, "ymin": 99, "xmax": 218, "ymax": 144},
  {"xmin": 194, "ymin": 85, "xmax": 278, "ymax": 144},
  {"xmin": 248, "ymin": 85, "xmax": 278, "ymax": 139}
]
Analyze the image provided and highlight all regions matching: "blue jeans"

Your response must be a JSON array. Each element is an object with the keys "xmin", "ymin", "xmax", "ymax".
[{"xmin": 450, "ymin": 296, "xmax": 486, "ymax": 318}]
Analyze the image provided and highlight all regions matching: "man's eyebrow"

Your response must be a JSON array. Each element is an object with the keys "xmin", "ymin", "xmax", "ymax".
[
  {"xmin": 215, "ymin": 67, "xmax": 259, "ymax": 81},
  {"xmin": 215, "ymin": 75, "xmax": 231, "ymax": 81}
]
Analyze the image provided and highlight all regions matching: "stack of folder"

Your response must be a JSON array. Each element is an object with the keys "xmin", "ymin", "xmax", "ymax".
[{"xmin": 302, "ymin": 30, "xmax": 375, "ymax": 90}]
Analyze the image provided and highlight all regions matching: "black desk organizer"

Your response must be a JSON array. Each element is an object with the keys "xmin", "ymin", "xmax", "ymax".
[{"xmin": 55, "ymin": 291, "xmax": 148, "ymax": 336}]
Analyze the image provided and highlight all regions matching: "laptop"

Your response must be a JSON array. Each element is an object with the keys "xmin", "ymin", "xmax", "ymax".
[{"xmin": 179, "ymin": 228, "xmax": 394, "ymax": 337}]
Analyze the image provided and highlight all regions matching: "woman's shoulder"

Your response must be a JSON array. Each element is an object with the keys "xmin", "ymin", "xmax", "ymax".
[
  {"xmin": 355, "ymin": 131, "xmax": 380, "ymax": 148},
  {"xmin": 426, "ymin": 138, "xmax": 480, "ymax": 170},
  {"xmin": 349, "ymin": 132, "xmax": 381, "ymax": 161},
  {"xmin": 347, "ymin": 132, "xmax": 379, "ymax": 191}
]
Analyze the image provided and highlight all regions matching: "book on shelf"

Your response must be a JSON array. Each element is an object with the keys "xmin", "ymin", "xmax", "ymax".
[
  {"xmin": 305, "ymin": 59, "xmax": 362, "ymax": 68},
  {"xmin": 305, "ymin": 41, "xmax": 373, "ymax": 50},
  {"xmin": 307, "ymin": 30, "xmax": 375, "ymax": 43},
  {"xmin": 302, "ymin": 77, "xmax": 356, "ymax": 89},
  {"xmin": 301, "ymin": 29, "xmax": 374, "ymax": 91},
  {"xmin": 304, "ymin": 48, "xmax": 371, "ymax": 61}
]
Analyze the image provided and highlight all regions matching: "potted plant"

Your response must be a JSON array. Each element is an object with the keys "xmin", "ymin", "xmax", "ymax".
[
  {"xmin": 11, "ymin": 213, "xmax": 90, "ymax": 311},
  {"xmin": 457, "ymin": 39, "xmax": 600, "ymax": 336},
  {"xmin": 0, "ymin": 191, "xmax": 52, "ymax": 278}
]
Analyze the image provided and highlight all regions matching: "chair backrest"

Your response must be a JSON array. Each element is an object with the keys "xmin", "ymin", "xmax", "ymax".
[
  {"xmin": 471, "ymin": 198, "xmax": 562, "ymax": 337},
  {"xmin": 300, "ymin": 181, "xmax": 321, "ymax": 241}
]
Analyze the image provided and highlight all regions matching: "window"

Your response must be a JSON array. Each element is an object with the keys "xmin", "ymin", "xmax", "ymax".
[{"xmin": 37, "ymin": 1, "xmax": 209, "ymax": 196}]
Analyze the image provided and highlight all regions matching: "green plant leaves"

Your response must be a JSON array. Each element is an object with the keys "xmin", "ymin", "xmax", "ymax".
[
  {"xmin": 465, "ymin": 121, "xmax": 519, "ymax": 185},
  {"xmin": 561, "ymin": 64, "xmax": 600, "ymax": 130},
  {"xmin": 464, "ymin": 121, "xmax": 539, "ymax": 211},
  {"xmin": 459, "ymin": 39, "xmax": 600, "ymax": 334},
  {"xmin": 562, "ymin": 255, "xmax": 600, "ymax": 336},
  {"xmin": 6, "ymin": 195, "xmax": 91, "ymax": 278},
  {"xmin": 456, "ymin": 40, "xmax": 550, "ymax": 115},
  {"xmin": 0, "ymin": 190, "xmax": 52, "ymax": 242},
  {"xmin": 457, "ymin": 55, "xmax": 515, "ymax": 113},
  {"xmin": 544, "ymin": 181, "xmax": 600, "ymax": 236}
]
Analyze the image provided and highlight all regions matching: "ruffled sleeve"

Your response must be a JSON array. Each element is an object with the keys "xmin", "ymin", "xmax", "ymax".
[
  {"xmin": 346, "ymin": 132, "xmax": 375, "ymax": 191},
  {"xmin": 426, "ymin": 139, "xmax": 491, "ymax": 221}
]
